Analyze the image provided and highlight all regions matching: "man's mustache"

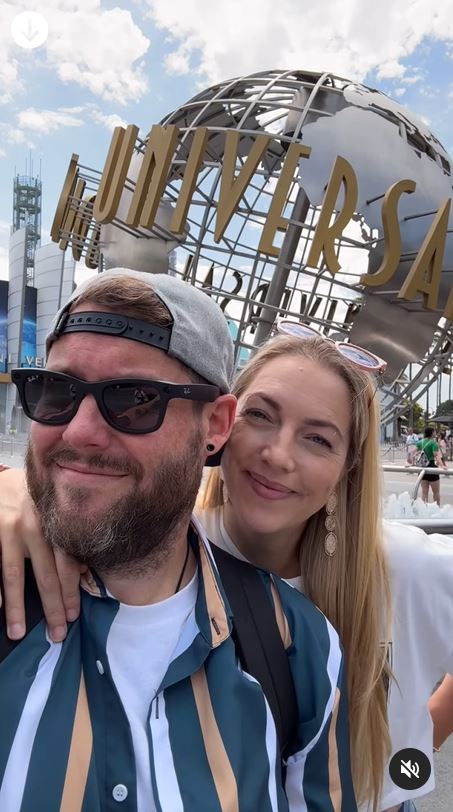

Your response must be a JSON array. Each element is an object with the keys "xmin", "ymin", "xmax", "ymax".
[{"xmin": 43, "ymin": 446, "xmax": 143, "ymax": 479}]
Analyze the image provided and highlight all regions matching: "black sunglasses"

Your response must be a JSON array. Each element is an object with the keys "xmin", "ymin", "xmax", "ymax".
[{"xmin": 12, "ymin": 369, "xmax": 220, "ymax": 435}]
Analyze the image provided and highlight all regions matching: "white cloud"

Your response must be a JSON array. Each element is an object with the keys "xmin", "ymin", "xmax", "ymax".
[
  {"xmin": 145, "ymin": 0, "xmax": 453, "ymax": 84},
  {"xmin": 17, "ymin": 107, "xmax": 84, "ymax": 134},
  {"xmin": 376, "ymin": 61, "xmax": 406, "ymax": 80},
  {"xmin": 89, "ymin": 110, "xmax": 128, "ymax": 131},
  {"xmin": 165, "ymin": 49, "xmax": 191, "ymax": 75},
  {"xmin": 45, "ymin": 2, "xmax": 150, "ymax": 104},
  {"xmin": 0, "ymin": 123, "xmax": 35, "ymax": 149},
  {"xmin": 0, "ymin": 1, "xmax": 150, "ymax": 105},
  {"xmin": 393, "ymin": 87, "xmax": 407, "ymax": 97}
]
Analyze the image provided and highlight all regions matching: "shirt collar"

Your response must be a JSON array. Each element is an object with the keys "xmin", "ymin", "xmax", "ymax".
[{"xmin": 80, "ymin": 515, "xmax": 232, "ymax": 648}]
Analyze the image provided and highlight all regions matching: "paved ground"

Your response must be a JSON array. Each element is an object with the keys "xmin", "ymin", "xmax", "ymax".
[
  {"xmin": 1, "ymin": 451, "xmax": 452, "ymax": 808},
  {"xmin": 417, "ymin": 736, "xmax": 452, "ymax": 811}
]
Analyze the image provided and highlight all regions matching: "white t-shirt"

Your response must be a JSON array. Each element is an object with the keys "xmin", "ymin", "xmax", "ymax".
[
  {"xmin": 196, "ymin": 505, "xmax": 453, "ymax": 811},
  {"xmin": 406, "ymin": 433, "xmax": 419, "ymax": 447},
  {"xmin": 107, "ymin": 572, "xmax": 198, "ymax": 812}
]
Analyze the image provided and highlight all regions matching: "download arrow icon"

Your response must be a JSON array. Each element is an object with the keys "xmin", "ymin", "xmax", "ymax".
[{"xmin": 11, "ymin": 11, "xmax": 48, "ymax": 49}]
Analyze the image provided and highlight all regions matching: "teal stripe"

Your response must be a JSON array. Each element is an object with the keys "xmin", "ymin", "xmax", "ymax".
[
  {"xmin": 20, "ymin": 622, "xmax": 82, "ymax": 812},
  {"xmin": 274, "ymin": 575, "xmax": 357, "ymax": 808},
  {"xmin": 160, "ymin": 631, "xmax": 210, "ymax": 691},
  {"xmin": 335, "ymin": 663, "xmax": 356, "ymax": 811},
  {"xmin": 81, "ymin": 754, "xmax": 101, "ymax": 812},
  {"xmin": 162, "ymin": 679, "xmax": 223, "ymax": 811},
  {"xmin": 204, "ymin": 638, "xmax": 276, "ymax": 812},
  {"xmin": 0, "ymin": 621, "xmax": 49, "ymax": 779}
]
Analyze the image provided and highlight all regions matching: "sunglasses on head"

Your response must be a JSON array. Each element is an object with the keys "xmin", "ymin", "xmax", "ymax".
[
  {"xmin": 276, "ymin": 320, "xmax": 387, "ymax": 374},
  {"xmin": 11, "ymin": 369, "xmax": 220, "ymax": 435}
]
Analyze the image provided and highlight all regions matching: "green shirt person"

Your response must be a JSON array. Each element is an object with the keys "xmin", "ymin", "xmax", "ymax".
[{"xmin": 416, "ymin": 427, "xmax": 444, "ymax": 505}]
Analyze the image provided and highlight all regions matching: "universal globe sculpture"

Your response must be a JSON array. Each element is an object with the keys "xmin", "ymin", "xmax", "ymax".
[{"xmin": 57, "ymin": 69, "xmax": 453, "ymax": 427}]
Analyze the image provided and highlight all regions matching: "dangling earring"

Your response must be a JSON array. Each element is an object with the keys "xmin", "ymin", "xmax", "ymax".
[{"xmin": 324, "ymin": 492, "xmax": 337, "ymax": 557}]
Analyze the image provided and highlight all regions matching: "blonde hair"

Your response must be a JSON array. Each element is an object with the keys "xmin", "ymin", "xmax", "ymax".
[{"xmin": 200, "ymin": 335, "xmax": 391, "ymax": 808}]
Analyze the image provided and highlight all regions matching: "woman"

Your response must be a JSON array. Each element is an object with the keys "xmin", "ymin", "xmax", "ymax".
[
  {"xmin": 1, "ymin": 332, "xmax": 453, "ymax": 812},
  {"xmin": 438, "ymin": 431, "xmax": 448, "ymax": 467}
]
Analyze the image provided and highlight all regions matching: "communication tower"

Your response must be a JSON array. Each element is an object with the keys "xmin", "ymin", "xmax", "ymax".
[{"xmin": 12, "ymin": 168, "xmax": 42, "ymax": 284}]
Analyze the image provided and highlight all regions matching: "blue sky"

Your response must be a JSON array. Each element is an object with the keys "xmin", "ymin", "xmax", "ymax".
[{"xmin": 0, "ymin": 0, "xmax": 452, "ymax": 280}]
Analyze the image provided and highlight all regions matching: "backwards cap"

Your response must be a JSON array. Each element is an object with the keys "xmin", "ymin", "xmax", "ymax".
[{"xmin": 46, "ymin": 268, "xmax": 234, "ymax": 393}]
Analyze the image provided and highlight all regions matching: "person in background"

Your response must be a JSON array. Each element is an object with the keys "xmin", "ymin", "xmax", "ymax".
[
  {"xmin": 416, "ymin": 426, "xmax": 446, "ymax": 506},
  {"xmin": 437, "ymin": 430, "xmax": 448, "ymax": 467},
  {"xmin": 405, "ymin": 427, "xmax": 419, "ymax": 466}
]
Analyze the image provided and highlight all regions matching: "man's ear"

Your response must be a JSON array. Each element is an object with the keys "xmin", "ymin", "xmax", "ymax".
[{"xmin": 203, "ymin": 395, "xmax": 236, "ymax": 466}]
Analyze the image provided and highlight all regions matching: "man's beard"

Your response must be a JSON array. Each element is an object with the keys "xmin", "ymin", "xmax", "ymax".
[{"xmin": 25, "ymin": 428, "xmax": 205, "ymax": 577}]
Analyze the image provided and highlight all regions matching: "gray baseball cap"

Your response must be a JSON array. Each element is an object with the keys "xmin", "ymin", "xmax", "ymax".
[{"xmin": 46, "ymin": 268, "xmax": 234, "ymax": 393}]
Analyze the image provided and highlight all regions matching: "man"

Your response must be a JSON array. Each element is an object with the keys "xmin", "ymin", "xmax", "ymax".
[
  {"xmin": 404, "ymin": 427, "xmax": 419, "ymax": 466},
  {"xmin": 0, "ymin": 268, "xmax": 356, "ymax": 811}
]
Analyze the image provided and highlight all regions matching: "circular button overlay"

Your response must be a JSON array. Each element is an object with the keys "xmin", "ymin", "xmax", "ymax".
[{"xmin": 389, "ymin": 748, "xmax": 431, "ymax": 791}]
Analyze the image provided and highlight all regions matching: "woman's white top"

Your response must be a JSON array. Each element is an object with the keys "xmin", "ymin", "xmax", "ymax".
[{"xmin": 196, "ymin": 505, "xmax": 453, "ymax": 811}]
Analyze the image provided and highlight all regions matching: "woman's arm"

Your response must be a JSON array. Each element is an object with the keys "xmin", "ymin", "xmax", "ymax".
[
  {"xmin": 0, "ymin": 468, "xmax": 82, "ymax": 641},
  {"xmin": 429, "ymin": 674, "xmax": 453, "ymax": 749}
]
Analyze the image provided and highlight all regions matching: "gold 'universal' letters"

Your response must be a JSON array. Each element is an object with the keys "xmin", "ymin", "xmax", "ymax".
[
  {"xmin": 71, "ymin": 195, "xmax": 96, "ymax": 261},
  {"xmin": 170, "ymin": 128, "xmax": 209, "ymax": 235},
  {"xmin": 93, "ymin": 124, "xmax": 139, "ymax": 224},
  {"xmin": 50, "ymin": 154, "xmax": 79, "ymax": 243},
  {"xmin": 398, "ymin": 198, "xmax": 451, "ymax": 310},
  {"xmin": 58, "ymin": 177, "xmax": 86, "ymax": 251},
  {"xmin": 50, "ymin": 125, "xmax": 453, "ymax": 321},
  {"xmin": 258, "ymin": 143, "xmax": 311, "ymax": 256},
  {"xmin": 214, "ymin": 131, "xmax": 271, "ymax": 243},
  {"xmin": 361, "ymin": 179, "xmax": 416, "ymax": 287},
  {"xmin": 306, "ymin": 156, "xmax": 358, "ymax": 275},
  {"xmin": 84, "ymin": 223, "xmax": 101, "ymax": 269},
  {"xmin": 126, "ymin": 125, "xmax": 180, "ymax": 229}
]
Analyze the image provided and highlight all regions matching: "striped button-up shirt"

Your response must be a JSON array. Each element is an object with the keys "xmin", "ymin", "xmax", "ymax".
[{"xmin": 0, "ymin": 522, "xmax": 356, "ymax": 812}]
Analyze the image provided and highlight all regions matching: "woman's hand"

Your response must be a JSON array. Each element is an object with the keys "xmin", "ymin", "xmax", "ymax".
[{"xmin": 0, "ymin": 468, "xmax": 84, "ymax": 642}]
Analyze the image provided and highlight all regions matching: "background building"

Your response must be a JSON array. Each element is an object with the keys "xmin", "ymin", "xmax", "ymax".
[{"xmin": 0, "ymin": 172, "xmax": 76, "ymax": 435}]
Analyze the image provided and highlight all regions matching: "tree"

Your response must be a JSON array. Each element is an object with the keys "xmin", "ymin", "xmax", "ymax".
[
  {"xmin": 410, "ymin": 402, "xmax": 424, "ymax": 433},
  {"xmin": 435, "ymin": 399, "xmax": 453, "ymax": 417}
]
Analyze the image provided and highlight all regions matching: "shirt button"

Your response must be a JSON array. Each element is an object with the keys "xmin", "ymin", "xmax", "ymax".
[
  {"xmin": 112, "ymin": 784, "xmax": 128, "ymax": 802},
  {"xmin": 96, "ymin": 660, "xmax": 104, "ymax": 675}
]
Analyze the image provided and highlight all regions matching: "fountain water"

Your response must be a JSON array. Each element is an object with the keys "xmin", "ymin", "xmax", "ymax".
[{"xmin": 383, "ymin": 491, "xmax": 453, "ymax": 535}]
